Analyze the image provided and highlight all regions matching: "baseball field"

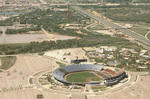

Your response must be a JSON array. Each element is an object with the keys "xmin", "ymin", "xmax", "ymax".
[{"xmin": 66, "ymin": 72, "xmax": 102, "ymax": 83}]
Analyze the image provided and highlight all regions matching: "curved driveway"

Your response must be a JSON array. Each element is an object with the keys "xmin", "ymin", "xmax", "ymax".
[
  {"xmin": 31, "ymin": 68, "xmax": 148, "ymax": 96},
  {"xmin": 32, "ymin": 69, "xmax": 81, "ymax": 95}
]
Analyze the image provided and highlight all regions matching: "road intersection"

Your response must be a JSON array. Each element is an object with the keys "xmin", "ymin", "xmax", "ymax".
[{"xmin": 59, "ymin": 0, "xmax": 150, "ymax": 49}]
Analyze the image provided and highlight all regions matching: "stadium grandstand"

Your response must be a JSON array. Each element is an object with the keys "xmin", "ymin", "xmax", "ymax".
[
  {"xmin": 96, "ymin": 68, "xmax": 126, "ymax": 85},
  {"xmin": 53, "ymin": 64, "xmax": 104, "ymax": 85},
  {"xmin": 53, "ymin": 64, "xmax": 126, "ymax": 86}
]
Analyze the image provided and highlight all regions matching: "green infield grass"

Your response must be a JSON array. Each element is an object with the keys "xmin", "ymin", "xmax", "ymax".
[{"xmin": 66, "ymin": 72, "xmax": 102, "ymax": 83}]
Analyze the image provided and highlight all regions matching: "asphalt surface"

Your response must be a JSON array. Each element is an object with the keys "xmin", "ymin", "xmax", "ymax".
[
  {"xmin": 32, "ymin": 70, "xmax": 81, "ymax": 95},
  {"xmin": 73, "ymin": 6, "xmax": 150, "ymax": 46},
  {"xmin": 31, "ymin": 67, "xmax": 148, "ymax": 96},
  {"xmin": 59, "ymin": 0, "xmax": 150, "ymax": 48}
]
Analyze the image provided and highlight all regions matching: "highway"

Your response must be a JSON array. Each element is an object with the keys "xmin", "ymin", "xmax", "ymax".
[
  {"xmin": 72, "ymin": 6, "xmax": 150, "ymax": 46},
  {"xmin": 59, "ymin": 0, "xmax": 150, "ymax": 48}
]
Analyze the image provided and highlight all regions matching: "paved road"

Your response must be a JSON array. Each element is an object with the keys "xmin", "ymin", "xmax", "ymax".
[
  {"xmin": 31, "ymin": 68, "xmax": 148, "ymax": 97},
  {"xmin": 145, "ymin": 31, "xmax": 150, "ymax": 40},
  {"xmin": 95, "ymin": 71, "xmax": 147, "ymax": 95},
  {"xmin": 32, "ymin": 69, "xmax": 81, "ymax": 95},
  {"xmin": 59, "ymin": 0, "xmax": 150, "ymax": 48},
  {"xmin": 72, "ymin": 6, "xmax": 150, "ymax": 46}
]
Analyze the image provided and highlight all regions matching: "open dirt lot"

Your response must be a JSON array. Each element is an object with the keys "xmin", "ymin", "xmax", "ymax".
[
  {"xmin": 0, "ymin": 34, "xmax": 76, "ymax": 44},
  {"xmin": 94, "ymin": 30, "xmax": 114, "ymax": 36},
  {"xmin": 0, "ymin": 52, "xmax": 150, "ymax": 99},
  {"xmin": 0, "ymin": 34, "xmax": 50, "ymax": 43},
  {"xmin": 0, "ymin": 89, "xmax": 69, "ymax": 99},
  {"xmin": 0, "ymin": 55, "xmax": 58, "ymax": 90},
  {"xmin": 88, "ymin": 76, "xmax": 150, "ymax": 99},
  {"xmin": 44, "ymin": 48, "xmax": 87, "ymax": 63}
]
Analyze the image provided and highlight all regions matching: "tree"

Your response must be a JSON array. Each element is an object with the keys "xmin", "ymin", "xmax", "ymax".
[{"xmin": 36, "ymin": 94, "xmax": 43, "ymax": 99}]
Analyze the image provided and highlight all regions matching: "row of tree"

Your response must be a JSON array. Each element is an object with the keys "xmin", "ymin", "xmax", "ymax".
[
  {"xmin": 93, "ymin": 5, "xmax": 150, "ymax": 23},
  {"xmin": 0, "ymin": 9, "xmax": 90, "ymax": 37},
  {"xmin": 5, "ymin": 27, "xmax": 41, "ymax": 34},
  {"xmin": 0, "ymin": 6, "xmax": 142, "ymax": 55},
  {"xmin": 0, "ymin": 32, "xmax": 140, "ymax": 55}
]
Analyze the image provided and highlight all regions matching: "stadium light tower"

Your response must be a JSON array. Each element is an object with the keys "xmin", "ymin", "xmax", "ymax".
[{"xmin": 67, "ymin": 2, "xmax": 70, "ymax": 18}]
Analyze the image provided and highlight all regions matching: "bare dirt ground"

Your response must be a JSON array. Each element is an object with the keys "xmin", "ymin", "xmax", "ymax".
[
  {"xmin": 88, "ymin": 76, "xmax": 150, "ymax": 99},
  {"xmin": 0, "ymin": 27, "xmax": 76, "ymax": 44},
  {"xmin": 41, "ymin": 28, "xmax": 77, "ymax": 41},
  {"xmin": 94, "ymin": 30, "xmax": 114, "ymax": 36},
  {"xmin": 0, "ymin": 55, "xmax": 58, "ymax": 90},
  {"xmin": 0, "ymin": 34, "xmax": 76, "ymax": 44},
  {"xmin": 0, "ymin": 49, "xmax": 150, "ymax": 99},
  {"xmin": 0, "ymin": 34, "xmax": 50, "ymax": 43},
  {"xmin": 44, "ymin": 48, "xmax": 87, "ymax": 63},
  {"xmin": 82, "ymin": 47, "xmax": 95, "ymax": 52},
  {"xmin": 0, "ymin": 89, "xmax": 69, "ymax": 99},
  {"xmin": 0, "ymin": 16, "xmax": 9, "ymax": 21},
  {"xmin": 72, "ymin": 94, "xmax": 85, "ymax": 99},
  {"xmin": 90, "ymin": 10, "xmax": 112, "ymax": 22}
]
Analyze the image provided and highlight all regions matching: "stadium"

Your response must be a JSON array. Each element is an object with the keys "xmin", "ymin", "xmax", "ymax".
[{"xmin": 53, "ymin": 64, "xmax": 126, "ymax": 86}]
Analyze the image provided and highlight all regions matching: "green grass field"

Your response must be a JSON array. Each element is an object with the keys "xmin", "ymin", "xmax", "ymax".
[
  {"xmin": 56, "ymin": 61, "xmax": 66, "ymax": 67},
  {"xmin": 66, "ymin": 72, "xmax": 102, "ymax": 83},
  {"xmin": 130, "ymin": 28, "xmax": 150, "ymax": 36},
  {"xmin": 91, "ymin": 85, "xmax": 107, "ymax": 92},
  {"xmin": 88, "ymin": 24, "xmax": 106, "ymax": 30},
  {"xmin": 0, "ymin": 56, "xmax": 17, "ymax": 70},
  {"xmin": 29, "ymin": 78, "xmax": 33, "ymax": 84}
]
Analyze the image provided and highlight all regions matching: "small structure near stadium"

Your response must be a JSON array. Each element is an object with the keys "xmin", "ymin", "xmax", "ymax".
[{"xmin": 53, "ymin": 64, "xmax": 126, "ymax": 86}]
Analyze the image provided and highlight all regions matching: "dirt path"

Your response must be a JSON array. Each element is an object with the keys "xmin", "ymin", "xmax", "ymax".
[{"xmin": 41, "ymin": 28, "xmax": 55, "ymax": 39}]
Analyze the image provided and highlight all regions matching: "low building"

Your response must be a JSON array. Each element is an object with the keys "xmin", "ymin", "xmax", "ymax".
[
  {"xmin": 71, "ymin": 59, "xmax": 87, "ymax": 64},
  {"xmin": 107, "ymin": 60, "xmax": 120, "ymax": 66},
  {"xmin": 100, "ymin": 46, "xmax": 117, "ymax": 52},
  {"xmin": 88, "ymin": 52, "xmax": 105, "ymax": 59}
]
